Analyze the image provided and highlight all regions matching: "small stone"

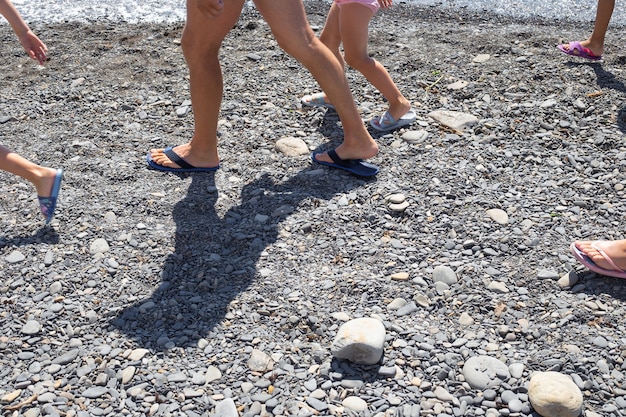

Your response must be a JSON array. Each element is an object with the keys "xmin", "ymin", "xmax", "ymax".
[
  {"xmin": 486, "ymin": 208, "xmax": 509, "ymax": 225},
  {"xmin": 488, "ymin": 280, "xmax": 509, "ymax": 293},
  {"xmin": 90, "ymin": 238, "xmax": 110, "ymax": 254},
  {"xmin": 390, "ymin": 272, "xmax": 410, "ymax": 281},
  {"xmin": 248, "ymin": 349, "xmax": 273, "ymax": 372},
  {"xmin": 1, "ymin": 390, "xmax": 21, "ymax": 402},
  {"xmin": 214, "ymin": 398, "xmax": 238, "ymax": 417},
  {"xmin": 428, "ymin": 110, "xmax": 478, "ymax": 131},
  {"xmin": 6, "ymin": 250, "xmax": 25, "ymax": 264},
  {"xmin": 401, "ymin": 129, "xmax": 428, "ymax": 144},
  {"xmin": 128, "ymin": 348, "xmax": 150, "ymax": 361},
  {"xmin": 432, "ymin": 265, "xmax": 458, "ymax": 285},
  {"xmin": 473, "ymin": 54, "xmax": 491, "ymax": 63},
  {"xmin": 121, "ymin": 366, "xmax": 136, "ymax": 384},
  {"xmin": 21, "ymin": 320, "xmax": 41, "ymax": 335},
  {"xmin": 205, "ymin": 365, "xmax": 222, "ymax": 383},
  {"xmin": 447, "ymin": 80, "xmax": 469, "ymax": 90},
  {"xmin": 537, "ymin": 269, "xmax": 560, "ymax": 280},
  {"xmin": 387, "ymin": 193, "xmax": 406, "ymax": 204},
  {"xmin": 459, "ymin": 312, "xmax": 474, "ymax": 326},
  {"xmin": 558, "ymin": 271, "xmax": 579, "ymax": 288},
  {"xmin": 389, "ymin": 201, "xmax": 409, "ymax": 212},
  {"xmin": 342, "ymin": 396, "xmax": 368, "ymax": 412}
]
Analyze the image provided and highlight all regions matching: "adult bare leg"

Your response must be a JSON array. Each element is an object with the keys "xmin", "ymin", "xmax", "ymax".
[
  {"xmin": 149, "ymin": 0, "xmax": 246, "ymax": 170},
  {"xmin": 254, "ymin": 0, "xmax": 378, "ymax": 163}
]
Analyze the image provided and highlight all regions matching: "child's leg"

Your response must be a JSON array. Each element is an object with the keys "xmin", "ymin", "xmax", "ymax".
[
  {"xmin": 339, "ymin": 3, "xmax": 410, "ymax": 120},
  {"xmin": 319, "ymin": 2, "xmax": 344, "ymax": 69},
  {"xmin": 0, "ymin": 144, "xmax": 57, "ymax": 197},
  {"xmin": 586, "ymin": 0, "xmax": 614, "ymax": 55},
  {"xmin": 560, "ymin": 0, "xmax": 614, "ymax": 57}
]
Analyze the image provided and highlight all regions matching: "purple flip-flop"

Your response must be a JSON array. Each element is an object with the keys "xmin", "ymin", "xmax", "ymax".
[
  {"xmin": 557, "ymin": 41, "xmax": 602, "ymax": 61},
  {"xmin": 570, "ymin": 242, "xmax": 626, "ymax": 279}
]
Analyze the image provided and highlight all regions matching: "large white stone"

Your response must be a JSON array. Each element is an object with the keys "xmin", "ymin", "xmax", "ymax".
[
  {"xmin": 275, "ymin": 136, "xmax": 309, "ymax": 156},
  {"xmin": 529, "ymin": 372, "xmax": 583, "ymax": 417},
  {"xmin": 428, "ymin": 110, "xmax": 478, "ymax": 132},
  {"xmin": 331, "ymin": 317, "xmax": 385, "ymax": 365}
]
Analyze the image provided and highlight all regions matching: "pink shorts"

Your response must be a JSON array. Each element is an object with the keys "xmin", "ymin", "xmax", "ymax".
[{"xmin": 334, "ymin": 0, "xmax": 380, "ymax": 14}]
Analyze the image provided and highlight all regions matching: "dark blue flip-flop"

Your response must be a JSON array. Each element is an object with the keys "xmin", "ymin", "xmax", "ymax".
[
  {"xmin": 146, "ymin": 146, "xmax": 219, "ymax": 172},
  {"xmin": 38, "ymin": 168, "xmax": 63, "ymax": 225},
  {"xmin": 311, "ymin": 149, "xmax": 379, "ymax": 177}
]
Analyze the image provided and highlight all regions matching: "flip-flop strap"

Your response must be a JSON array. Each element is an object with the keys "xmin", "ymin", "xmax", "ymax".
[
  {"xmin": 305, "ymin": 93, "xmax": 329, "ymax": 106},
  {"xmin": 378, "ymin": 111, "xmax": 397, "ymax": 128},
  {"xmin": 164, "ymin": 147, "xmax": 195, "ymax": 169},
  {"xmin": 591, "ymin": 242, "xmax": 626, "ymax": 272},
  {"xmin": 328, "ymin": 149, "xmax": 360, "ymax": 167}
]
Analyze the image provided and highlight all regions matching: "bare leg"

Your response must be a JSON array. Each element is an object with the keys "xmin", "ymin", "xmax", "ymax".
[
  {"xmin": 573, "ymin": 240, "xmax": 626, "ymax": 272},
  {"xmin": 339, "ymin": 3, "xmax": 410, "ymax": 121},
  {"xmin": 320, "ymin": 3, "xmax": 345, "ymax": 72},
  {"xmin": 149, "ymin": 0, "xmax": 245, "ymax": 169},
  {"xmin": 0, "ymin": 144, "xmax": 57, "ymax": 197},
  {"xmin": 255, "ymin": 0, "xmax": 378, "ymax": 162},
  {"xmin": 561, "ymin": 0, "xmax": 614, "ymax": 57}
]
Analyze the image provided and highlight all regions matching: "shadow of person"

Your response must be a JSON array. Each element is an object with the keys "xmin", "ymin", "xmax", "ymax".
[
  {"xmin": 0, "ymin": 226, "xmax": 59, "ymax": 248},
  {"xmin": 111, "ymin": 167, "xmax": 372, "ymax": 350},
  {"xmin": 565, "ymin": 61, "xmax": 626, "ymax": 134}
]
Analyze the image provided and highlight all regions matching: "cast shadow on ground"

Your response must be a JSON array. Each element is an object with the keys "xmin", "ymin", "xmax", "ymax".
[
  {"xmin": 566, "ymin": 62, "xmax": 626, "ymax": 134},
  {"xmin": 0, "ymin": 226, "xmax": 59, "ymax": 248},
  {"xmin": 111, "ymin": 167, "xmax": 374, "ymax": 350}
]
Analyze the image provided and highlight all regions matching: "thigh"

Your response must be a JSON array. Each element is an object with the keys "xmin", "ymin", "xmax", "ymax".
[
  {"xmin": 252, "ymin": 0, "xmax": 314, "ymax": 47},
  {"xmin": 337, "ymin": 3, "xmax": 374, "ymax": 58}
]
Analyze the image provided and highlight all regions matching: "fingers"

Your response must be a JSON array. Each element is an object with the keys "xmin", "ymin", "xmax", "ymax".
[{"xmin": 377, "ymin": 0, "xmax": 392, "ymax": 9}]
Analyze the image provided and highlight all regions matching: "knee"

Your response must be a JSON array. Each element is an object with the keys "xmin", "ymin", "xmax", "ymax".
[
  {"xmin": 344, "ymin": 53, "xmax": 373, "ymax": 71},
  {"xmin": 181, "ymin": 29, "xmax": 220, "ymax": 59},
  {"xmin": 272, "ymin": 28, "xmax": 317, "ymax": 60}
]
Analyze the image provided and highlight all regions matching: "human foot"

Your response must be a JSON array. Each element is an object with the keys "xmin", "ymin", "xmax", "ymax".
[
  {"xmin": 34, "ymin": 167, "xmax": 61, "ymax": 197},
  {"xmin": 570, "ymin": 240, "xmax": 626, "ymax": 278},
  {"xmin": 37, "ymin": 168, "xmax": 63, "ymax": 224},
  {"xmin": 312, "ymin": 139, "xmax": 378, "ymax": 165},
  {"xmin": 557, "ymin": 40, "xmax": 602, "ymax": 60},
  {"xmin": 311, "ymin": 148, "xmax": 379, "ymax": 177},
  {"xmin": 148, "ymin": 143, "xmax": 219, "ymax": 172},
  {"xmin": 301, "ymin": 92, "xmax": 335, "ymax": 110}
]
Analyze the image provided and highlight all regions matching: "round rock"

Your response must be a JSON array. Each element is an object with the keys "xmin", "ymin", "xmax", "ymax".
[
  {"xmin": 529, "ymin": 372, "xmax": 583, "ymax": 417},
  {"xmin": 462, "ymin": 355, "xmax": 510, "ymax": 389}
]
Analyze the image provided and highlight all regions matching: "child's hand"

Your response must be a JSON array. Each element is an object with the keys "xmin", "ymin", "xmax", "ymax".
[
  {"xmin": 377, "ymin": 0, "xmax": 392, "ymax": 9},
  {"xmin": 19, "ymin": 30, "xmax": 47, "ymax": 65}
]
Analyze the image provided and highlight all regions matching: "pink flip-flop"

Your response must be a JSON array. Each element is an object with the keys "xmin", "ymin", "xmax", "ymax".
[
  {"xmin": 557, "ymin": 41, "xmax": 602, "ymax": 61},
  {"xmin": 570, "ymin": 241, "xmax": 626, "ymax": 279}
]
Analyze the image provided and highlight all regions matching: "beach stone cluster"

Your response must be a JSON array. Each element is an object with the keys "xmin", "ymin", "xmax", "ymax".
[{"xmin": 1, "ymin": 2, "xmax": 626, "ymax": 417}]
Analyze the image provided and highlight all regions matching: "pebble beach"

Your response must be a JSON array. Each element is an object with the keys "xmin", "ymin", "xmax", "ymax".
[{"xmin": 1, "ymin": 2, "xmax": 626, "ymax": 416}]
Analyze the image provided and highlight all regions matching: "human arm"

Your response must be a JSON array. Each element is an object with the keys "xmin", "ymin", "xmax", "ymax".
[{"xmin": 0, "ymin": 0, "xmax": 47, "ymax": 64}]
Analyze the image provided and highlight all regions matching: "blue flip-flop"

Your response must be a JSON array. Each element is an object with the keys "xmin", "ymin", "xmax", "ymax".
[
  {"xmin": 146, "ymin": 146, "xmax": 219, "ymax": 173},
  {"xmin": 311, "ymin": 149, "xmax": 379, "ymax": 177},
  {"xmin": 38, "ymin": 168, "xmax": 63, "ymax": 225},
  {"xmin": 370, "ymin": 109, "xmax": 417, "ymax": 132}
]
